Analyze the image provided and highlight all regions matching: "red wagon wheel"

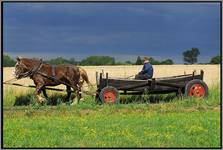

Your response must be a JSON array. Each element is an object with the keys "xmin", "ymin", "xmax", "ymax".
[
  {"xmin": 99, "ymin": 86, "xmax": 119, "ymax": 104},
  {"xmin": 185, "ymin": 79, "xmax": 208, "ymax": 98}
]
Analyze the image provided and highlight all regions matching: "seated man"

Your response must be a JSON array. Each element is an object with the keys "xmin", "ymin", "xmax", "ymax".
[{"xmin": 135, "ymin": 57, "xmax": 153, "ymax": 80}]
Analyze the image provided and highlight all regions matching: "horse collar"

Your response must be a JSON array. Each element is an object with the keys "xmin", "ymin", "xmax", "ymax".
[
  {"xmin": 27, "ymin": 59, "xmax": 43, "ymax": 78},
  {"xmin": 52, "ymin": 65, "xmax": 56, "ymax": 77}
]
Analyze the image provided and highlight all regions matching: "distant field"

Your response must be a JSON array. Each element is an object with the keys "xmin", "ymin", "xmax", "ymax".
[{"xmin": 3, "ymin": 65, "xmax": 220, "ymax": 93}]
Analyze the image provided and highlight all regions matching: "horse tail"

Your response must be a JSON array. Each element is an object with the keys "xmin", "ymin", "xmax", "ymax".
[{"xmin": 79, "ymin": 67, "xmax": 92, "ymax": 86}]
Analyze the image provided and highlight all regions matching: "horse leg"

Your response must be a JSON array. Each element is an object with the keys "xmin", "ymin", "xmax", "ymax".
[
  {"xmin": 71, "ymin": 85, "xmax": 81, "ymax": 105},
  {"xmin": 35, "ymin": 84, "xmax": 46, "ymax": 104},
  {"xmin": 65, "ymin": 85, "xmax": 71, "ymax": 102},
  {"xmin": 78, "ymin": 81, "xmax": 84, "ymax": 101},
  {"xmin": 42, "ymin": 88, "xmax": 48, "ymax": 99}
]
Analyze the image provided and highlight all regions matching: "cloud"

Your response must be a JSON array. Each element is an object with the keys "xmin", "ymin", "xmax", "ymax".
[
  {"xmin": 66, "ymin": 32, "xmax": 134, "ymax": 45},
  {"xmin": 3, "ymin": 2, "xmax": 220, "ymax": 63},
  {"xmin": 4, "ymin": 2, "xmax": 219, "ymax": 16},
  {"xmin": 125, "ymin": 7, "xmax": 149, "ymax": 14}
]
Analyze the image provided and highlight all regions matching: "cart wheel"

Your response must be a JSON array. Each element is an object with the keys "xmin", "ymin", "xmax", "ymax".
[
  {"xmin": 185, "ymin": 79, "xmax": 208, "ymax": 98},
  {"xmin": 99, "ymin": 86, "xmax": 119, "ymax": 104}
]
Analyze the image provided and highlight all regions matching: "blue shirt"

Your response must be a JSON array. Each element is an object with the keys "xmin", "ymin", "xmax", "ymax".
[{"xmin": 141, "ymin": 62, "xmax": 153, "ymax": 78}]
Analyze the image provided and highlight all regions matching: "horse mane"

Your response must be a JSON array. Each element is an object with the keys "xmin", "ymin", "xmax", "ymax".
[
  {"xmin": 18, "ymin": 57, "xmax": 41, "ymax": 68},
  {"xmin": 21, "ymin": 57, "xmax": 41, "ymax": 63}
]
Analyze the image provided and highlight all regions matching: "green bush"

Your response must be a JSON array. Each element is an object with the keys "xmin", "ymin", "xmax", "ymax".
[
  {"xmin": 80, "ymin": 56, "xmax": 115, "ymax": 66},
  {"xmin": 210, "ymin": 56, "xmax": 220, "ymax": 64},
  {"xmin": 45, "ymin": 57, "xmax": 78, "ymax": 65},
  {"xmin": 3, "ymin": 54, "xmax": 16, "ymax": 67}
]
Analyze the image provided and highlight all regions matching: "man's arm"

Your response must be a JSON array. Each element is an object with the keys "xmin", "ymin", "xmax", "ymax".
[
  {"xmin": 141, "ymin": 63, "xmax": 152, "ymax": 74},
  {"xmin": 140, "ymin": 64, "xmax": 147, "ymax": 74}
]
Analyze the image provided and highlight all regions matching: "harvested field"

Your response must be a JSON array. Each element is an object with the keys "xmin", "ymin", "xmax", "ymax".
[{"xmin": 3, "ymin": 65, "xmax": 220, "ymax": 90}]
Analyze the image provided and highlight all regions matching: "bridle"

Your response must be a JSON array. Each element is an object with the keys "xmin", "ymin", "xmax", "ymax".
[{"xmin": 15, "ymin": 59, "xmax": 43, "ymax": 79}]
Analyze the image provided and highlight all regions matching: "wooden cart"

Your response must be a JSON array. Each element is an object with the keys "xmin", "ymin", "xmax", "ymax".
[{"xmin": 95, "ymin": 70, "xmax": 208, "ymax": 103}]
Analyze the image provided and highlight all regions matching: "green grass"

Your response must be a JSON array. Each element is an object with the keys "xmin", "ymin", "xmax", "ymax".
[{"xmin": 3, "ymin": 85, "xmax": 221, "ymax": 148}]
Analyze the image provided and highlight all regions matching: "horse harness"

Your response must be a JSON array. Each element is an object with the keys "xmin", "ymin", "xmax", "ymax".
[
  {"xmin": 18, "ymin": 60, "xmax": 56, "ymax": 80},
  {"xmin": 51, "ymin": 65, "xmax": 56, "ymax": 77},
  {"xmin": 16, "ymin": 59, "xmax": 77, "ymax": 88},
  {"xmin": 17, "ymin": 59, "xmax": 43, "ymax": 79},
  {"xmin": 23, "ymin": 59, "xmax": 78, "ymax": 87}
]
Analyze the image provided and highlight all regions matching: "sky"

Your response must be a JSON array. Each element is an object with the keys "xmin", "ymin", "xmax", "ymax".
[{"xmin": 3, "ymin": 2, "xmax": 221, "ymax": 63}]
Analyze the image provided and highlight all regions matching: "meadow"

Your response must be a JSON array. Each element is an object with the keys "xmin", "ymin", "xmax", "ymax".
[{"xmin": 2, "ymin": 65, "xmax": 221, "ymax": 148}]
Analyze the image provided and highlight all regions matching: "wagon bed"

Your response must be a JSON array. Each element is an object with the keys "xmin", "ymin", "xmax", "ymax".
[{"xmin": 95, "ymin": 70, "xmax": 208, "ymax": 103}]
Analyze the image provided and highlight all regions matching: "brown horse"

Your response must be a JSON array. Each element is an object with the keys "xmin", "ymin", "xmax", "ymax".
[
  {"xmin": 32, "ymin": 66, "xmax": 91, "ymax": 101},
  {"xmin": 14, "ymin": 57, "xmax": 81, "ymax": 104},
  {"xmin": 55, "ymin": 67, "xmax": 92, "ymax": 102}
]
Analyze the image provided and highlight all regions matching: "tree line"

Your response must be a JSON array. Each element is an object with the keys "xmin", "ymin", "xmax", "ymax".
[
  {"xmin": 182, "ymin": 47, "xmax": 220, "ymax": 64},
  {"xmin": 3, "ymin": 48, "xmax": 221, "ymax": 67},
  {"xmin": 3, "ymin": 55, "xmax": 176, "ymax": 67}
]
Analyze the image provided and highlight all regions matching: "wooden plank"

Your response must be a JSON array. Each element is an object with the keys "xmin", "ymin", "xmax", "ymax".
[
  {"xmin": 106, "ymin": 73, "xmax": 108, "ymax": 86},
  {"xmin": 119, "ymin": 82, "xmax": 150, "ymax": 90},
  {"xmin": 98, "ymin": 70, "xmax": 204, "ymax": 93},
  {"xmin": 99, "ymin": 73, "xmax": 102, "ymax": 89},
  {"xmin": 201, "ymin": 70, "xmax": 204, "ymax": 80},
  {"xmin": 155, "ymin": 74, "xmax": 193, "ymax": 80}
]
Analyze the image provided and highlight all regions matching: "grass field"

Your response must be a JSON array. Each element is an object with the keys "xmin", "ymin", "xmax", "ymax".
[
  {"xmin": 3, "ymin": 85, "xmax": 221, "ymax": 148},
  {"xmin": 2, "ymin": 65, "xmax": 221, "ymax": 148}
]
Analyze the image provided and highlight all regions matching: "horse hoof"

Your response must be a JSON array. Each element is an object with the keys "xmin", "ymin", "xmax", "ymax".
[
  {"xmin": 70, "ymin": 101, "xmax": 78, "ymax": 105},
  {"xmin": 37, "ymin": 95, "xmax": 46, "ymax": 104},
  {"xmin": 61, "ymin": 103, "xmax": 66, "ymax": 106},
  {"xmin": 38, "ymin": 99, "xmax": 46, "ymax": 104}
]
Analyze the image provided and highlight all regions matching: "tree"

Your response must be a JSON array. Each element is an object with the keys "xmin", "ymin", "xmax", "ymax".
[
  {"xmin": 138, "ymin": 57, "xmax": 174, "ymax": 65},
  {"xmin": 150, "ymin": 57, "xmax": 160, "ymax": 65},
  {"xmin": 3, "ymin": 54, "xmax": 16, "ymax": 67},
  {"xmin": 115, "ymin": 61, "xmax": 132, "ymax": 65},
  {"xmin": 210, "ymin": 55, "xmax": 221, "ymax": 64},
  {"xmin": 80, "ymin": 56, "xmax": 115, "ymax": 66},
  {"xmin": 69, "ymin": 57, "xmax": 78, "ymax": 65},
  {"xmin": 135, "ymin": 56, "xmax": 142, "ymax": 65},
  {"xmin": 161, "ymin": 59, "xmax": 174, "ymax": 65},
  {"xmin": 45, "ymin": 57, "xmax": 76, "ymax": 65},
  {"xmin": 125, "ymin": 61, "xmax": 133, "ymax": 65},
  {"xmin": 183, "ymin": 48, "xmax": 200, "ymax": 64}
]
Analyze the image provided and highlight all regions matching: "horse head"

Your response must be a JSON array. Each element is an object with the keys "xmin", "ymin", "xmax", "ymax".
[{"xmin": 14, "ymin": 57, "xmax": 42, "ymax": 79}]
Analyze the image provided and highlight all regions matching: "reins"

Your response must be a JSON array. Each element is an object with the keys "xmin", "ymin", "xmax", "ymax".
[
  {"xmin": 3, "ymin": 77, "xmax": 18, "ymax": 84},
  {"xmin": 13, "ymin": 59, "xmax": 74, "ymax": 88},
  {"xmin": 36, "ymin": 71, "xmax": 76, "ymax": 88},
  {"xmin": 6, "ymin": 59, "xmax": 94, "ymax": 90},
  {"xmin": 125, "ymin": 74, "xmax": 135, "ymax": 79},
  {"xmin": 4, "ymin": 59, "xmax": 43, "ymax": 85},
  {"xmin": 37, "ymin": 71, "xmax": 97, "ymax": 90},
  {"xmin": 4, "ymin": 58, "xmax": 98, "ymax": 97},
  {"xmin": 3, "ymin": 82, "xmax": 96, "ymax": 96}
]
